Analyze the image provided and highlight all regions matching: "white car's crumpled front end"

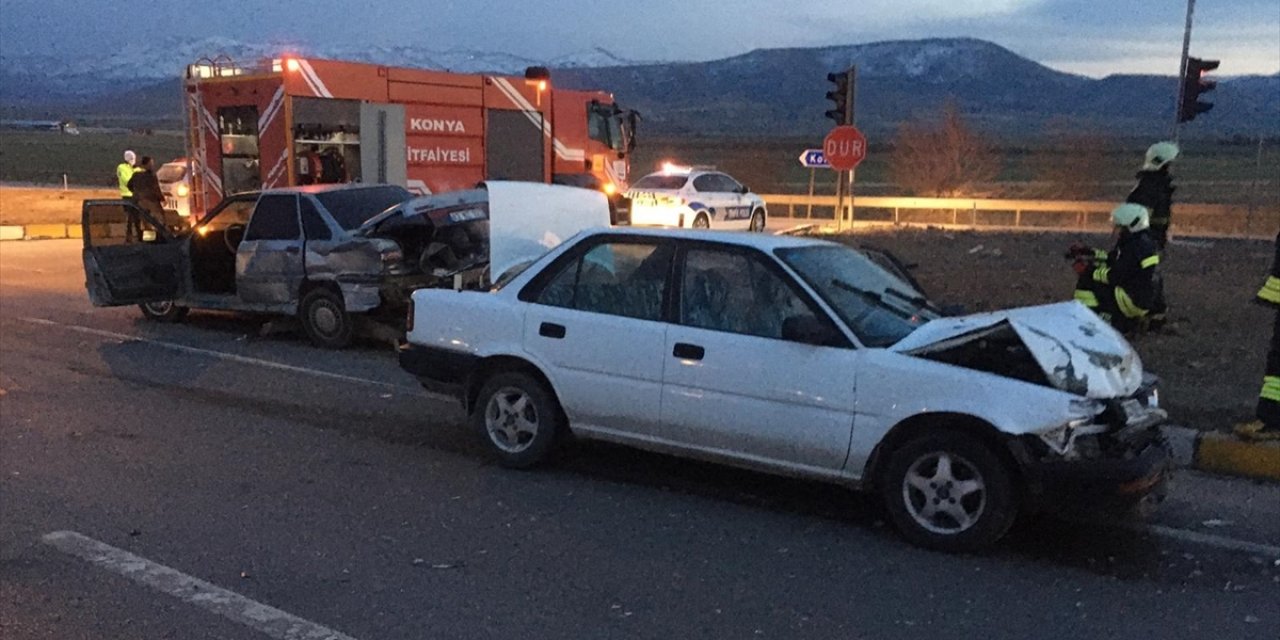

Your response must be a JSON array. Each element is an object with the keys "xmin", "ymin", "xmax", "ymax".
[{"xmin": 892, "ymin": 301, "xmax": 1143, "ymax": 399}]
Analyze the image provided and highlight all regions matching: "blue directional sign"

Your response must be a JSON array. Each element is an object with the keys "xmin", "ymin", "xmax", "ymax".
[{"xmin": 798, "ymin": 148, "xmax": 830, "ymax": 168}]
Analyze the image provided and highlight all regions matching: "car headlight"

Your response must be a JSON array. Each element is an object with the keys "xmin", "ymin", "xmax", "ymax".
[{"xmin": 1037, "ymin": 399, "xmax": 1105, "ymax": 455}]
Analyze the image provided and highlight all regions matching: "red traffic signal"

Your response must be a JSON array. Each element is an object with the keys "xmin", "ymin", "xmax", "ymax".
[{"xmin": 1178, "ymin": 56, "xmax": 1219, "ymax": 123}]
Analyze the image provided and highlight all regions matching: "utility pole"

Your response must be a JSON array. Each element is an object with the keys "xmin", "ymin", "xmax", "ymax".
[{"xmin": 1172, "ymin": 0, "xmax": 1196, "ymax": 142}]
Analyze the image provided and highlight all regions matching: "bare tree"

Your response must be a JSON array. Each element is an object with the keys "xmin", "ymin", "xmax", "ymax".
[{"xmin": 889, "ymin": 100, "xmax": 1001, "ymax": 197}]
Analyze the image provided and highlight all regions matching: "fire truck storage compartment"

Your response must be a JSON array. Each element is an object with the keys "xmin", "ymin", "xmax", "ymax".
[
  {"xmin": 293, "ymin": 98, "xmax": 362, "ymax": 184},
  {"xmin": 359, "ymin": 103, "xmax": 407, "ymax": 186},
  {"xmin": 219, "ymin": 106, "xmax": 260, "ymax": 196},
  {"xmin": 485, "ymin": 109, "xmax": 545, "ymax": 183}
]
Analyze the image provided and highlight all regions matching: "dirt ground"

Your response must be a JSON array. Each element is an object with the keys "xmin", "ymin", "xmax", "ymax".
[
  {"xmin": 825, "ymin": 226, "xmax": 1275, "ymax": 432},
  {"xmin": 0, "ymin": 186, "xmax": 118, "ymax": 225}
]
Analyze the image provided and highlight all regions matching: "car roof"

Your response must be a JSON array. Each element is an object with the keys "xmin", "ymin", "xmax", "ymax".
[
  {"xmin": 584, "ymin": 227, "xmax": 834, "ymax": 251},
  {"xmin": 259, "ymin": 183, "xmax": 407, "ymax": 196}
]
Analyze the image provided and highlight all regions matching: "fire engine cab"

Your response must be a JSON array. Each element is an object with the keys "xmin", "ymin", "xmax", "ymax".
[{"xmin": 182, "ymin": 56, "xmax": 637, "ymax": 219}]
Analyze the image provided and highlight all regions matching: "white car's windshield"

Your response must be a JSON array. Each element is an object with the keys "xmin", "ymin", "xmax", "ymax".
[
  {"xmin": 631, "ymin": 174, "xmax": 688, "ymax": 190},
  {"xmin": 776, "ymin": 245, "xmax": 938, "ymax": 347}
]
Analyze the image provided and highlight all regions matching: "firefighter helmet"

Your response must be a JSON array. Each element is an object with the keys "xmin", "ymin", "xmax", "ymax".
[
  {"xmin": 1111, "ymin": 203, "xmax": 1151, "ymax": 231},
  {"xmin": 1143, "ymin": 141, "xmax": 1179, "ymax": 170}
]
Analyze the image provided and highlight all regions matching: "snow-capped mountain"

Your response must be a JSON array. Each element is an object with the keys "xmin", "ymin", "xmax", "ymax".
[{"xmin": 0, "ymin": 36, "xmax": 649, "ymax": 97}]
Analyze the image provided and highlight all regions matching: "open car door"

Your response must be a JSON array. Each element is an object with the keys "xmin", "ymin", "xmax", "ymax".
[{"xmin": 82, "ymin": 200, "xmax": 187, "ymax": 306}]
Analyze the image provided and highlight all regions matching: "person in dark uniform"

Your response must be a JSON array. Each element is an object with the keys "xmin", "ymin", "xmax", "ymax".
[
  {"xmin": 1070, "ymin": 203, "xmax": 1164, "ymax": 334},
  {"xmin": 1127, "ymin": 141, "xmax": 1178, "ymax": 250},
  {"xmin": 126, "ymin": 156, "xmax": 164, "ymax": 240},
  {"xmin": 1234, "ymin": 232, "xmax": 1280, "ymax": 441}
]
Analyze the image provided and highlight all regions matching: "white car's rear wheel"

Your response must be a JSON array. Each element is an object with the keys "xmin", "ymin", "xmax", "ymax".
[
  {"xmin": 881, "ymin": 431, "xmax": 1017, "ymax": 552},
  {"xmin": 749, "ymin": 209, "xmax": 766, "ymax": 232},
  {"xmin": 473, "ymin": 372, "xmax": 564, "ymax": 469}
]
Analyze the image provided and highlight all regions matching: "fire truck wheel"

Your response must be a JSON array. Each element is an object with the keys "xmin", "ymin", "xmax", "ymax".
[{"xmin": 299, "ymin": 288, "xmax": 353, "ymax": 349}]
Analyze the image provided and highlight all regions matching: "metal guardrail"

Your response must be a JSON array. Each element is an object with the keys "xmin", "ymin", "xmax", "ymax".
[{"xmin": 762, "ymin": 194, "xmax": 1279, "ymax": 238}]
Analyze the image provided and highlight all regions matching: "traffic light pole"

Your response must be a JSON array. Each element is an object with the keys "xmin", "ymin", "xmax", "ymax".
[
  {"xmin": 833, "ymin": 67, "xmax": 856, "ymax": 231},
  {"xmin": 1172, "ymin": 0, "xmax": 1196, "ymax": 142}
]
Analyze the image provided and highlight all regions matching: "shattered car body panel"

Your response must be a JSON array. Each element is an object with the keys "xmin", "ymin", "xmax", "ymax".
[{"xmin": 891, "ymin": 301, "xmax": 1143, "ymax": 399}]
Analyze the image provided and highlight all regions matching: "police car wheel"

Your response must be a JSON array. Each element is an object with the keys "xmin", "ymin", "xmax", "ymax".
[
  {"xmin": 749, "ymin": 209, "xmax": 766, "ymax": 232},
  {"xmin": 692, "ymin": 213, "xmax": 710, "ymax": 229}
]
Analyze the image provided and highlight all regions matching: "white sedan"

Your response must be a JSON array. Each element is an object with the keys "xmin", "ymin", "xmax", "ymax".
[
  {"xmin": 625, "ymin": 166, "xmax": 767, "ymax": 231},
  {"xmin": 399, "ymin": 228, "xmax": 1170, "ymax": 551}
]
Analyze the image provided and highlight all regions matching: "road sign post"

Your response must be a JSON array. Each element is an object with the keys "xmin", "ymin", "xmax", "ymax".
[{"xmin": 823, "ymin": 122, "xmax": 867, "ymax": 231}]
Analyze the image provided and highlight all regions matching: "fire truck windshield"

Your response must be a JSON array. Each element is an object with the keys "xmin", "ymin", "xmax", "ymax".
[{"xmin": 588, "ymin": 102, "xmax": 628, "ymax": 153}]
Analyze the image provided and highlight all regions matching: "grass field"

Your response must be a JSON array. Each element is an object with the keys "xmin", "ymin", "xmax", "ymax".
[
  {"xmin": 0, "ymin": 130, "xmax": 185, "ymax": 188},
  {"xmin": 2, "ymin": 129, "xmax": 1276, "ymax": 208}
]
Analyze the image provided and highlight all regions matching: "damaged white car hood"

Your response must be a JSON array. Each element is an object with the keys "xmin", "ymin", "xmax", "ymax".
[
  {"xmin": 891, "ymin": 301, "xmax": 1143, "ymax": 399},
  {"xmin": 485, "ymin": 181, "xmax": 612, "ymax": 277}
]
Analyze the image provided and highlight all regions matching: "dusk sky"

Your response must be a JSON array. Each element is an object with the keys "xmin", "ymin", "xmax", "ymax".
[{"xmin": 1, "ymin": 0, "xmax": 1277, "ymax": 77}]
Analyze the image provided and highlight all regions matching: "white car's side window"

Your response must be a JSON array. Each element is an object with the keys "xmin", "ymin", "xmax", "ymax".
[
  {"xmin": 680, "ymin": 249, "xmax": 818, "ymax": 341},
  {"xmin": 535, "ymin": 241, "xmax": 673, "ymax": 322}
]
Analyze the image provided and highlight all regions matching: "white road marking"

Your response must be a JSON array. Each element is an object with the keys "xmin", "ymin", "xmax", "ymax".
[
  {"xmin": 17, "ymin": 316, "xmax": 424, "ymax": 393},
  {"xmin": 1121, "ymin": 522, "xmax": 1280, "ymax": 558},
  {"xmin": 42, "ymin": 530, "xmax": 360, "ymax": 640}
]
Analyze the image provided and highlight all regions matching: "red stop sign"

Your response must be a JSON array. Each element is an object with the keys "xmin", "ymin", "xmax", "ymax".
[{"xmin": 823, "ymin": 125, "xmax": 868, "ymax": 171}]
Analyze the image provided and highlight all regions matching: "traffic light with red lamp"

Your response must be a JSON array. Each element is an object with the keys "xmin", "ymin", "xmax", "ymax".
[
  {"xmin": 1178, "ymin": 57, "xmax": 1219, "ymax": 123},
  {"xmin": 825, "ymin": 69, "xmax": 854, "ymax": 125}
]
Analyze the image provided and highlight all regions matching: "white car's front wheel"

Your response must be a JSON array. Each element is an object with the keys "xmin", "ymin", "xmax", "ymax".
[
  {"xmin": 473, "ymin": 372, "xmax": 564, "ymax": 469},
  {"xmin": 691, "ymin": 212, "xmax": 711, "ymax": 229},
  {"xmin": 881, "ymin": 431, "xmax": 1017, "ymax": 552}
]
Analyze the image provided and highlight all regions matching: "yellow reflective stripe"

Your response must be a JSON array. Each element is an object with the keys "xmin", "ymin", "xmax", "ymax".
[
  {"xmin": 1258, "ymin": 276, "xmax": 1280, "ymax": 304},
  {"xmin": 1114, "ymin": 287, "xmax": 1148, "ymax": 318},
  {"xmin": 1092, "ymin": 249, "xmax": 1109, "ymax": 260},
  {"xmin": 1092, "ymin": 265, "xmax": 1110, "ymax": 284},
  {"xmin": 1074, "ymin": 290, "xmax": 1099, "ymax": 307},
  {"xmin": 1140, "ymin": 254, "xmax": 1160, "ymax": 268},
  {"xmin": 1261, "ymin": 376, "xmax": 1280, "ymax": 402}
]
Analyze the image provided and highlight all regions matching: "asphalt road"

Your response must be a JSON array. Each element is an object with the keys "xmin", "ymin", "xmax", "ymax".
[{"xmin": 2, "ymin": 240, "xmax": 1279, "ymax": 640}]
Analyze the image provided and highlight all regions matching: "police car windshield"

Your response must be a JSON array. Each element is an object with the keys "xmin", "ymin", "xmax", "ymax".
[
  {"xmin": 156, "ymin": 164, "xmax": 187, "ymax": 183},
  {"xmin": 316, "ymin": 186, "xmax": 413, "ymax": 230},
  {"xmin": 632, "ymin": 174, "xmax": 688, "ymax": 190}
]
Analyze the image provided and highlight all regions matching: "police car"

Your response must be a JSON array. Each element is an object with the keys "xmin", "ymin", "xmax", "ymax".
[{"xmin": 626, "ymin": 164, "xmax": 767, "ymax": 231}]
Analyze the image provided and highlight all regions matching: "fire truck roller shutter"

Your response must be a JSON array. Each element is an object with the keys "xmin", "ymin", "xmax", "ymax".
[
  {"xmin": 292, "ymin": 98, "xmax": 363, "ymax": 183},
  {"xmin": 485, "ymin": 109, "xmax": 545, "ymax": 183},
  {"xmin": 359, "ymin": 103, "xmax": 407, "ymax": 187}
]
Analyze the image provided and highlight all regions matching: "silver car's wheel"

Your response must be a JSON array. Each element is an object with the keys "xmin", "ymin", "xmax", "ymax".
[
  {"xmin": 902, "ymin": 451, "xmax": 986, "ymax": 535},
  {"xmin": 881, "ymin": 431, "xmax": 1016, "ymax": 552},
  {"xmin": 472, "ymin": 371, "xmax": 565, "ymax": 468},
  {"xmin": 484, "ymin": 386, "xmax": 540, "ymax": 454}
]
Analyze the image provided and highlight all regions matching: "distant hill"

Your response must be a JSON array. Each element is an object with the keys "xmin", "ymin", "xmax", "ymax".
[{"xmin": 2, "ymin": 37, "xmax": 1276, "ymax": 137}]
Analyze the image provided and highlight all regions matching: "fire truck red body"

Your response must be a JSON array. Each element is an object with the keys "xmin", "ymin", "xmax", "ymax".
[{"xmin": 183, "ymin": 56, "xmax": 636, "ymax": 216}]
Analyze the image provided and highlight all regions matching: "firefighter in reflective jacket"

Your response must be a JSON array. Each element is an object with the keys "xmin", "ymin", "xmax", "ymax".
[
  {"xmin": 1234, "ymin": 231, "xmax": 1280, "ymax": 441},
  {"xmin": 1070, "ymin": 203, "xmax": 1164, "ymax": 333},
  {"xmin": 1127, "ymin": 141, "xmax": 1178, "ymax": 250}
]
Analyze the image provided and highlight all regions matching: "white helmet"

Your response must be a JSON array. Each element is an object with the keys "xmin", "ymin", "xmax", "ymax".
[
  {"xmin": 1112, "ymin": 203, "xmax": 1150, "ymax": 231},
  {"xmin": 1143, "ymin": 141, "xmax": 1179, "ymax": 170},
  {"xmin": 123, "ymin": 149, "xmax": 137, "ymax": 164}
]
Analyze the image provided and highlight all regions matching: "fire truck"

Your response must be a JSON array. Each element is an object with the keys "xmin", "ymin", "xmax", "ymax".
[{"xmin": 181, "ymin": 55, "xmax": 637, "ymax": 218}]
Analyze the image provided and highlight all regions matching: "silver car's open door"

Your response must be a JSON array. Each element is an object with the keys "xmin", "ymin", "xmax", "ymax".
[{"xmin": 81, "ymin": 200, "xmax": 186, "ymax": 306}]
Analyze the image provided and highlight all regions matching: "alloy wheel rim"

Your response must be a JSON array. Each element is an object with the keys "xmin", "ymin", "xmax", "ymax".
[
  {"xmin": 145, "ymin": 300, "xmax": 174, "ymax": 315},
  {"xmin": 902, "ymin": 451, "xmax": 987, "ymax": 535},
  {"xmin": 484, "ymin": 387, "xmax": 539, "ymax": 453},
  {"xmin": 693, "ymin": 216, "xmax": 709, "ymax": 229}
]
